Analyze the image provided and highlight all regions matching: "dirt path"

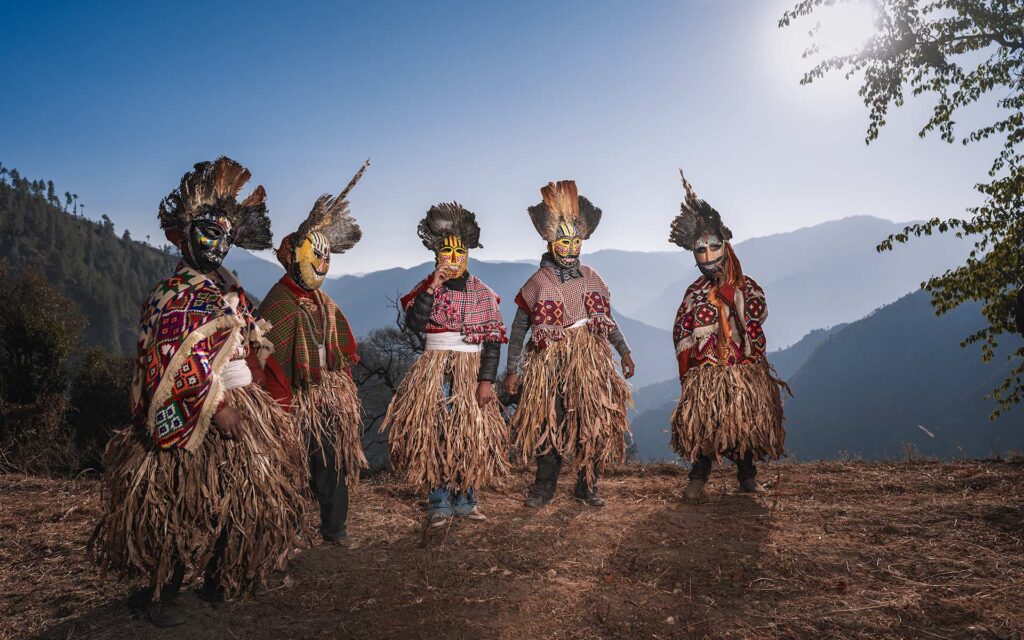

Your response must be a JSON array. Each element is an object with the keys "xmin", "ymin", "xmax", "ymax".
[{"xmin": 3, "ymin": 461, "xmax": 1023, "ymax": 639}]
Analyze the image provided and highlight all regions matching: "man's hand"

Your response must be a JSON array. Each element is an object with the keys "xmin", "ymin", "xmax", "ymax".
[
  {"xmin": 621, "ymin": 353, "xmax": 635, "ymax": 379},
  {"xmin": 503, "ymin": 373, "xmax": 520, "ymax": 396},
  {"xmin": 476, "ymin": 381, "xmax": 497, "ymax": 407},
  {"xmin": 427, "ymin": 268, "xmax": 451, "ymax": 292},
  {"xmin": 213, "ymin": 405, "xmax": 243, "ymax": 440}
]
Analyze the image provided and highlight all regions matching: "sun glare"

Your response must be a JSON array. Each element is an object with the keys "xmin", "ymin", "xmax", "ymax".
[
  {"xmin": 768, "ymin": 0, "xmax": 880, "ymax": 91},
  {"xmin": 811, "ymin": 1, "xmax": 879, "ymax": 55}
]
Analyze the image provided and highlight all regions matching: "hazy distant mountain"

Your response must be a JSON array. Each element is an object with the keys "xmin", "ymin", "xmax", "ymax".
[
  {"xmin": 629, "ymin": 291, "xmax": 1024, "ymax": 462},
  {"xmin": 223, "ymin": 249, "xmax": 284, "ymax": 300},
  {"xmin": 634, "ymin": 216, "xmax": 973, "ymax": 349}
]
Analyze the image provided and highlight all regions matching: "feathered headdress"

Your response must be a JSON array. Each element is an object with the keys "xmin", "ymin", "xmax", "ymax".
[
  {"xmin": 527, "ymin": 180, "xmax": 602, "ymax": 241},
  {"xmin": 158, "ymin": 156, "xmax": 273, "ymax": 250},
  {"xmin": 668, "ymin": 170, "xmax": 732, "ymax": 250},
  {"xmin": 293, "ymin": 159, "xmax": 369, "ymax": 253},
  {"xmin": 417, "ymin": 202, "xmax": 483, "ymax": 251}
]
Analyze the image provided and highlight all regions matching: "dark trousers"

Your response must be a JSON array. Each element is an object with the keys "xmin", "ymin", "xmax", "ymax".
[
  {"xmin": 531, "ymin": 451, "xmax": 598, "ymax": 499},
  {"xmin": 309, "ymin": 438, "xmax": 349, "ymax": 541},
  {"xmin": 528, "ymin": 394, "xmax": 598, "ymax": 498},
  {"xmin": 688, "ymin": 451, "xmax": 757, "ymax": 483}
]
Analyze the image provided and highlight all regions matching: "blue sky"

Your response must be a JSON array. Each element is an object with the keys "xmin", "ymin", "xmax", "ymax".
[{"xmin": 0, "ymin": 0, "xmax": 1002, "ymax": 273}]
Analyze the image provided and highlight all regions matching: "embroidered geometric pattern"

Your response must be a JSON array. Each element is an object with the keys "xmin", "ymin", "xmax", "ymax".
[
  {"xmin": 130, "ymin": 262, "xmax": 262, "ymax": 450},
  {"xmin": 673, "ymin": 274, "xmax": 769, "ymax": 367},
  {"xmin": 515, "ymin": 264, "xmax": 615, "ymax": 345}
]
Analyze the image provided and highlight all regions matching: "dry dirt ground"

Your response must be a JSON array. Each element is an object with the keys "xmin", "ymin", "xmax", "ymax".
[{"xmin": 2, "ymin": 460, "xmax": 1024, "ymax": 640}]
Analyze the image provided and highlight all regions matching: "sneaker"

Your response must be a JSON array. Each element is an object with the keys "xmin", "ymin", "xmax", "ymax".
[
  {"xmin": 683, "ymin": 478, "xmax": 707, "ymax": 500},
  {"xmin": 739, "ymin": 479, "xmax": 766, "ymax": 494},
  {"xmin": 145, "ymin": 599, "xmax": 186, "ymax": 628},
  {"xmin": 429, "ymin": 513, "xmax": 452, "ymax": 528},
  {"xmin": 463, "ymin": 507, "xmax": 487, "ymax": 521}
]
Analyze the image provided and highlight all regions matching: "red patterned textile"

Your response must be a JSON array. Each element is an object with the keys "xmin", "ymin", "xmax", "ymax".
[
  {"xmin": 672, "ymin": 275, "xmax": 769, "ymax": 368},
  {"xmin": 131, "ymin": 262, "xmax": 273, "ymax": 451},
  {"xmin": 400, "ymin": 274, "xmax": 507, "ymax": 344},
  {"xmin": 514, "ymin": 265, "xmax": 615, "ymax": 348}
]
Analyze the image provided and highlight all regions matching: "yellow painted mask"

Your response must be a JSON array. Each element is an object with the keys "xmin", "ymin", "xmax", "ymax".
[
  {"xmin": 436, "ymin": 234, "xmax": 469, "ymax": 278},
  {"xmin": 548, "ymin": 221, "xmax": 582, "ymax": 268},
  {"xmin": 291, "ymin": 231, "xmax": 331, "ymax": 290}
]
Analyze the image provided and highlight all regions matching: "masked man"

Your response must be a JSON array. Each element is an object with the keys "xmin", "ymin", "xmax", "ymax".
[
  {"xmin": 259, "ymin": 162, "xmax": 370, "ymax": 549},
  {"xmin": 505, "ymin": 180, "xmax": 634, "ymax": 509},
  {"xmin": 668, "ymin": 171, "xmax": 787, "ymax": 498},
  {"xmin": 91, "ymin": 158, "xmax": 307, "ymax": 627},
  {"xmin": 382, "ymin": 203, "xmax": 508, "ymax": 527}
]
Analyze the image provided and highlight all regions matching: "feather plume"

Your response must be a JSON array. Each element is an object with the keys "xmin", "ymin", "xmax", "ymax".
[
  {"xmin": 158, "ymin": 156, "xmax": 273, "ymax": 250},
  {"xmin": 295, "ymin": 160, "xmax": 369, "ymax": 254},
  {"xmin": 668, "ymin": 169, "xmax": 732, "ymax": 250},
  {"xmin": 417, "ymin": 202, "xmax": 482, "ymax": 251},
  {"xmin": 528, "ymin": 180, "xmax": 602, "ymax": 241},
  {"xmin": 575, "ymin": 195, "xmax": 602, "ymax": 239}
]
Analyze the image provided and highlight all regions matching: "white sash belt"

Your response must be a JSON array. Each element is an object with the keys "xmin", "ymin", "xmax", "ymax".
[
  {"xmin": 425, "ymin": 331, "xmax": 481, "ymax": 353},
  {"xmin": 220, "ymin": 359, "xmax": 253, "ymax": 390},
  {"xmin": 567, "ymin": 318, "xmax": 589, "ymax": 329}
]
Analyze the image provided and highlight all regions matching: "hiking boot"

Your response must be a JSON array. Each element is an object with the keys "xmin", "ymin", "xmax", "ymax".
[
  {"xmin": 573, "ymin": 489, "xmax": 606, "ymax": 508},
  {"xmin": 683, "ymin": 478, "xmax": 707, "ymax": 499},
  {"xmin": 739, "ymin": 479, "xmax": 766, "ymax": 494},
  {"xmin": 145, "ymin": 599, "xmax": 186, "ymax": 628},
  {"xmin": 524, "ymin": 492, "xmax": 551, "ymax": 508},
  {"xmin": 463, "ymin": 507, "xmax": 488, "ymax": 521},
  {"xmin": 325, "ymin": 533, "xmax": 358, "ymax": 549}
]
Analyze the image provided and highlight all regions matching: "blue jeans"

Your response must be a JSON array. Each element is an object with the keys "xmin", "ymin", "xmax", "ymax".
[
  {"xmin": 427, "ymin": 487, "xmax": 478, "ymax": 516},
  {"xmin": 425, "ymin": 377, "xmax": 479, "ymax": 516}
]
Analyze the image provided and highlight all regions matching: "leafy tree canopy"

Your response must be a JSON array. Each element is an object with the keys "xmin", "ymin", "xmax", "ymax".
[{"xmin": 781, "ymin": 0, "xmax": 1024, "ymax": 415}]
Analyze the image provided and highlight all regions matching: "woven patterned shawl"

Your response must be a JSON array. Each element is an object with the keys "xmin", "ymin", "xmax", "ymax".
[
  {"xmin": 131, "ymin": 263, "xmax": 272, "ymax": 451},
  {"xmin": 514, "ymin": 264, "xmax": 615, "ymax": 348},
  {"xmin": 259, "ymin": 277, "xmax": 359, "ymax": 389},
  {"xmin": 673, "ymin": 274, "xmax": 769, "ymax": 366},
  {"xmin": 401, "ymin": 274, "xmax": 507, "ymax": 344}
]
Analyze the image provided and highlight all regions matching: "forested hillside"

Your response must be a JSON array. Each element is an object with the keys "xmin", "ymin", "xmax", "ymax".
[{"xmin": 0, "ymin": 167, "xmax": 177, "ymax": 353}]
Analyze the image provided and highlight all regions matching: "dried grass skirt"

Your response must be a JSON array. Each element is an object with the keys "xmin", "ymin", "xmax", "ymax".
[
  {"xmin": 670, "ymin": 360, "xmax": 787, "ymax": 462},
  {"xmin": 294, "ymin": 370, "xmax": 368, "ymax": 485},
  {"xmin": 511, "ymin": 327, "xmax": 633, "ymax": 486},
  {"xmin": 90, "ymin": 384, "xmax": 307, "ymax": 599},
  {"xmin": 381, "ymin": 349, "xmax": 509, "ymax": 493}
]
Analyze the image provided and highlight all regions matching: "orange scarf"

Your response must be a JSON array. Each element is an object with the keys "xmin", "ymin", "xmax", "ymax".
[{"xmin": 707, "ymin": 244, "xmax": 744, "ymax": 360}]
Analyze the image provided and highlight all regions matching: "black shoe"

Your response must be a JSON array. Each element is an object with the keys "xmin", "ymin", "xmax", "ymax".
[
  {"xmin": 573, "ymin": 490, "xmax": 606, "ymax": 508},
  {"xmin": 739, "ymin": 479, "xmax": 766, "ymax": 494},
  {"xmin": 525, "ymin": 492, "xmax": 551, "ymax": 508},
  {"xmin": 145, "ymin": 599, "xmax": 186, "ymax": 628}
]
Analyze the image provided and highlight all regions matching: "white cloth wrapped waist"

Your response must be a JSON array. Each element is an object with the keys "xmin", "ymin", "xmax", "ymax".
[
  {"xmin": 567, "ymin": 318, "xmax": 590, "ymax": 330},
  {"xmin": 219, "ymin": 359, "xmax": 253, "ymax": 390},
  {"xmin": 425, "ymin": 331, "xmax": 481, "ymax": 352}
]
